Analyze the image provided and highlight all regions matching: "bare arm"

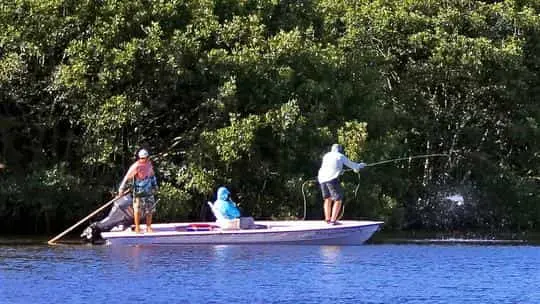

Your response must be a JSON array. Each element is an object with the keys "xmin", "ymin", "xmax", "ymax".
[{"xmin": 118, "ymin": 163, "xmax": 137, "ymax": 193}]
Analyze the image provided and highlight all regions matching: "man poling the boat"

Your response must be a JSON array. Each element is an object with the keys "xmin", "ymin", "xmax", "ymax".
[
  {"xmin": 117, "ymin": 148, "xmax": 159, "ymax": 233},
  {"xmin": 318, "ymin": 144, "xmax": 366, "ymax": 225}
]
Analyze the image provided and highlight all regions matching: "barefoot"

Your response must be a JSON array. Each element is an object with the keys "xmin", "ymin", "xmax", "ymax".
[
  {"xmin": 135, "ymin": 228, "xmax": 141, "ymax": 233},
  {"xmin": 146, "ymin": 227, "xmax": 154, "ymax": 233}
]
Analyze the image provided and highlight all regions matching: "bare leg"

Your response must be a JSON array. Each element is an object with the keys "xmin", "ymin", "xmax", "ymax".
[
  {"xmin": 134, "ymin": 211, "xmax": 140, "ymax": 233},
  {"xmin": 146, "ymin": 214, "xmax": 153, "ymax": 233},
  {"xmin": 134, "ymin": 198, "xmax": 141, "ymax": 233},
  {"xmin": 323, "ymin": 198, "xmax": 332, "ymax": 222},
  {"xmin": 330, "ymin": 200, "xmax": 342, "ymax": 223}
]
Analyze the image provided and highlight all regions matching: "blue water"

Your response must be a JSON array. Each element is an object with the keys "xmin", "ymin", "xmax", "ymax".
[{"xmin": 1, "ymin": 242, "xmax": 539, "ymax": 304}]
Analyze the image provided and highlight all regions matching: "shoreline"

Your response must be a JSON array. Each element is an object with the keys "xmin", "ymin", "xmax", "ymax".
[{"xmin": 2, "ymin": 231, "xmax": 539, "ymax": 246}]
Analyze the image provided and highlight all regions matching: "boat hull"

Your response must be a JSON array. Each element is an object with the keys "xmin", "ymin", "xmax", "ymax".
[{"xmin": 101, "ymin": 220, "xmax": 382, "ymax": 245}]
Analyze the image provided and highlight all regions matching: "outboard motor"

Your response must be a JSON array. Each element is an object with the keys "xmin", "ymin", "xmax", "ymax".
[{"xmin": 81, "ymin": 194, "xmax": 134, "ymax": 244}]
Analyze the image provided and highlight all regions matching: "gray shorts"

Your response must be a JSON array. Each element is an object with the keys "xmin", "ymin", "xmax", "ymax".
[
  {"xmin": 133, "ymin": 195, "xmax": 156, "ymax": 216},
  {"xmin": 320, "ymin": 179, "xmax": 343, "ymax": 201}
]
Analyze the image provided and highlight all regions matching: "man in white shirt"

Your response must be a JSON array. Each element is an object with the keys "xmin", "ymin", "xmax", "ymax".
[{"xmin": 317, "ymin": 144, "xmax": 366, "ymax": 225}]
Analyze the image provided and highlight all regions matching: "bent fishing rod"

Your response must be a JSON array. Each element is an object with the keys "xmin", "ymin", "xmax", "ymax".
[
  {"xmin": 365, "ymin": 153, "xmax": 450, "ymax": 167},
  {"xmin": 301, "ymin": 153, "xmax": 451, "ymax": 220},
  {"xmin": 340, "ymin": 153, "xmax": 451, "ymax": 172}
]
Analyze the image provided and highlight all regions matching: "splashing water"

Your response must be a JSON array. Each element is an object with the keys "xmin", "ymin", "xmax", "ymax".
[
  {"xmin": 414, "ymin": 182, "xmax": 481, "ymax": 231},
  {"xmin": 445, "ymin": 194, "xmax": 464, "ymax": 206}
]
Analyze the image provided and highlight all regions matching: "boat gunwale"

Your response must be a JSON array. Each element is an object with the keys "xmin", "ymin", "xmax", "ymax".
[{"xmin": 101, "ymin": 221, "xmax": 383, "ymax": 240}]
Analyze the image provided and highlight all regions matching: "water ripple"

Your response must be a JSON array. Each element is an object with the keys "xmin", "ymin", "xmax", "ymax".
[{"xmin": 0, "ymin": 243, "xmax": 539, "ymax": 304}]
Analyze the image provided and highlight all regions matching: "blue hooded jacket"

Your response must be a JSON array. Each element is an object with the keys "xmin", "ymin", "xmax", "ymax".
[{"xmin": 213, "ymin": 187, "xmax": 241, "ymax": 220}]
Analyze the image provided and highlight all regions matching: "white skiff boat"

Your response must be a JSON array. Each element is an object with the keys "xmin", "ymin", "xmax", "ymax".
[{"xmin": 100, "ymin": 220, "xmax": 383, "ymax": 245}]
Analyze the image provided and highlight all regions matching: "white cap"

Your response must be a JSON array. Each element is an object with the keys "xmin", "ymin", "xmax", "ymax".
[
  {"xmin": 331, "ymin": 144, "xmax": 344, "ymax": 153},
  {"xmin": 138, "ymin": 149, "xmax": 149, "ymax": 158}
]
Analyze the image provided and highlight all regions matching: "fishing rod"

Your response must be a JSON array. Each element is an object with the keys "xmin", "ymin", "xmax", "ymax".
[
  {"xmin": 365, "ymin": 153, "xmax": 450, "ymax": 167},
  {"xmin": 340, "ymin": 153, "xmax": 451, "ymax": 172},
  {"xmin": 301, "ymin": 153, "xmax": 451, "ymax": 220}
]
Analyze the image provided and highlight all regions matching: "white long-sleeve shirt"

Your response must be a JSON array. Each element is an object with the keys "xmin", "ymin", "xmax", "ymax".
[{"xmin": 317, "ymin": 151, "xmax": 361, "ymax": 183}]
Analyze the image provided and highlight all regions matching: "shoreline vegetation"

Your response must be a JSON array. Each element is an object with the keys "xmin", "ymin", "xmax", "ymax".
[
  {"xmin": 1, "ymin": 1, "xmax": 539, "ymax": 235},
  {"xmin": 2, "ymin": 230, "xmax": 540, "ymax": 246}
]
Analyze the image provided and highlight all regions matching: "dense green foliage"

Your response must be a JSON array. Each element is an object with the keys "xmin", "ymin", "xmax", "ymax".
[{"xmin": 1, "ymin": 0, "xmax": 539, "ymax": 234}]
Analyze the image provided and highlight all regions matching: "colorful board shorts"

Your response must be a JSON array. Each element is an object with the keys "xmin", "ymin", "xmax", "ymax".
[
  {"xmin": 133, "ymin": 195, "xmax": 156, "ymax": 216},
  {"xmin": 320, "ymin": 178, "xmax": 343, "ymax": 201}
]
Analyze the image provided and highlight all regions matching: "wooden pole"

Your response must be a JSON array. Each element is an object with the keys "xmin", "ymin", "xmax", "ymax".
[{"xmin": 47, "ymin": 192, "xmax": 129, "ymax": 245}]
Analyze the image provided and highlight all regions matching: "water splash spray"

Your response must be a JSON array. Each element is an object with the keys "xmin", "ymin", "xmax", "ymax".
[{"xmin": 445, "ymin": 194, "xmax": 464, "ymax": 206}]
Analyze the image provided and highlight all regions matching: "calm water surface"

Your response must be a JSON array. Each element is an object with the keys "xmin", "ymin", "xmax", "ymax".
[{"xmin": 0, "ymin": 240, "xmax": 538, "ymax": 304}]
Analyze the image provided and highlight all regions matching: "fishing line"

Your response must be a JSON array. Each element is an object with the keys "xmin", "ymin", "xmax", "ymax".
[
  {"xmin": 341, "ymin": 153, "xmax": 451, "ymax": 170},
  {"xmin": 301, "ymin": 153, "xmax": 451, "ymax": 220},
  {"xmin": 366, "ymin": 153, "xmax": 450, "ymax": 167},
  {"xmin": 301, "ymin": 180, "xmax": 314, "ymax": 220}
]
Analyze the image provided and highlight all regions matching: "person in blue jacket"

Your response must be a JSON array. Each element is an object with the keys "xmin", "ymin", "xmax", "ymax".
[{"xmin": 213, "ymin": 186, "xmax": 241, "ymax": 220}]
